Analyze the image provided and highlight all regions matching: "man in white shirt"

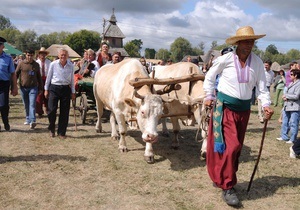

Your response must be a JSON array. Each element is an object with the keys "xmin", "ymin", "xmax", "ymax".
[
  {"xmin": 264, "ymin": 60, "xmax": 275, "ymax": 91},
  {"xmin": 203, "ymin": 26, "xmax": 273, "ymax": 207},
  {"xmin": 44, "ymin": 48, "xmax": 75, "ymax": 138},
  {"xmin": 257, "ymin": 60, "xmax": 275, "ymax": 122}
]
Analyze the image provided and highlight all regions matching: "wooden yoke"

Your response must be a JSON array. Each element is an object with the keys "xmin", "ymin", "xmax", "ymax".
[{"xmin": 129, "ymin": 73, "xmax": 205, "ymax": 88}]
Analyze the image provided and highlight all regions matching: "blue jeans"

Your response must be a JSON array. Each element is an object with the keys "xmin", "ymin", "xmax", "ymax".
[
  {"xmin": 20, "ymin": 86, "xmax": 38, "ymax": 123},
  {"xmin": 281, "ymin": 110, "xmax": 300, "ymax": 142}
]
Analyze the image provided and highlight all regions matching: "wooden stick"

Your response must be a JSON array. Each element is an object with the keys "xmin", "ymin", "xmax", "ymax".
[
  {"xmin": 247, "ymin": 119, "xmax": 268, "ymax": 192},
  {"xmin": 129, "ymin": 74, "xmax": 205, "ymax": 88}
]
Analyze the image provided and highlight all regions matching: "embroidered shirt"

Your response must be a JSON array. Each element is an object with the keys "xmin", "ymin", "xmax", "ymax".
[{"xmin": 203, "ymin": 50, "xmax": 271, "ymax": 107}]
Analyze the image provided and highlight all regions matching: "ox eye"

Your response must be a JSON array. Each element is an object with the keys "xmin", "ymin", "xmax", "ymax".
[{"xmin": 141, "ymin": 111, "xmax": 146, "ymax": 117}]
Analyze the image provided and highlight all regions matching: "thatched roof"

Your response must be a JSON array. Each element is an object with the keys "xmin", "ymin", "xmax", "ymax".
[
  {"xmin": 46, "ymin": 44, "xmax": 81, "ymax": 58},
  {"xmin": 200, "ymin": 49, "xmax": 221, "ymax": 64}
]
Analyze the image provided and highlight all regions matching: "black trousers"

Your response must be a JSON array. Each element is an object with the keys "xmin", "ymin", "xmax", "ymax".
[
  {"xmin": 292, "ymin": 139, "xmax": 300, "ymax": 156},
  {"xmin": 47, "ymin": 84, "xmax": 71, "ymax": 136},
  {"xmin": 0, "ymin": 80, "xmax": 10, "ymax": 125}
]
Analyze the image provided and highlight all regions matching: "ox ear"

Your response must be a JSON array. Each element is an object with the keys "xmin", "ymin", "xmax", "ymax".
[{"xmin": 124, "ymin": 98, "xmax": 138, "ymax": 108}]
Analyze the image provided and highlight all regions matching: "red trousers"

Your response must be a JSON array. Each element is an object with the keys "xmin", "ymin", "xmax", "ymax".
[
  {"xmin": 206, "ymin": 106, "xmax": 250, "ymax": 190},
  {"xmin": 36, "ymin": 77, "xmax": 47, "ymax": 115}
]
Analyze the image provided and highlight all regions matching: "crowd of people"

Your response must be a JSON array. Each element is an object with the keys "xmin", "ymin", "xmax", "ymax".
[
  {"xmin": 0, "ymin": 25, "xmax": 299, "ymax": 207},
  {"xmin": 0, "ymin": 38, "xmax": 123, "ymax": 138}
]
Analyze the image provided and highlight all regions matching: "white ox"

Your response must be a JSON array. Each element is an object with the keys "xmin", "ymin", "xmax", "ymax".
[
  {"xmin": 150, "ymin": 62, "xmax": 208, "ymax": 158},
  {"xmin": 93, "ymin": 59, "xmax": 165, "ymax": 163}
]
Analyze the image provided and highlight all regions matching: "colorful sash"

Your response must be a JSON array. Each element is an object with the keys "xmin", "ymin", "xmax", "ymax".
[{"xmin": 213, "ymin": 92, "xmax": 251, "ymax": 153}]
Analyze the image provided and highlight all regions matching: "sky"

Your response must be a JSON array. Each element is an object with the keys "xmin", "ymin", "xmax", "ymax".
[{"xmin": 1, "ymin": 0, "xmax": 300, "ymax": 54}]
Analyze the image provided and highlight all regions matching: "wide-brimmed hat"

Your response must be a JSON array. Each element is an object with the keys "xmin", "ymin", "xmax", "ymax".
[
  {"xmin": 225, "ymin": 26, "xmax": 266, "ymax": 45},
  {"xmin": 37, "ymin": 47, "xmax": 49, "ymax": 55}
]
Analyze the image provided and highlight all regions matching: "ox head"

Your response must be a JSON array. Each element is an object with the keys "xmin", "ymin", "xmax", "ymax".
[{"xmin": 125, "ymin": 94, "xmax": 164, "ymax": 143}]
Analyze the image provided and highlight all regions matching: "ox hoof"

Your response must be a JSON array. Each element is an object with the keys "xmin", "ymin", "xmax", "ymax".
[
  {"xmin": 144, "ymin": 155, "xmax": 154, "ymax": 164},
  {"xmin": 119, "ymin": 147, "xmax": 128, "ymax": 153},
  {"xmin": 111, "ymin": 136, "xmax": 119, "ymax": 141},
  {"xmin": 200, "ymin": 151, "xmax": 206, "ymax": 160}
]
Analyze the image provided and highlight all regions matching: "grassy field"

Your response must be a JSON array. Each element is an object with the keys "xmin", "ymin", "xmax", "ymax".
[{"xmin": 0, "ymin": 94, "xmax": 299, "ymax": 210}]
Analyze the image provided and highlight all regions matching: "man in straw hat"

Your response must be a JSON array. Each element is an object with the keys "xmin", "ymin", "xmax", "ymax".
[
  {"xmin": 0, "ymin": 36, "xmax": 18, "ymax": 131},
  {"xmin": 203, "ymin": 26, "xmax": 274, "ymax": 206},
  {"xmin": 36, "ymin": 47, "xmax": 51, "ymax": 117}
]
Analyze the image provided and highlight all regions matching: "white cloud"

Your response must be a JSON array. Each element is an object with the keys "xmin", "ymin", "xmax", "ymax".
[{"xmin": 1, "ymin": 0, "xmax": 300, "ymax": 53}]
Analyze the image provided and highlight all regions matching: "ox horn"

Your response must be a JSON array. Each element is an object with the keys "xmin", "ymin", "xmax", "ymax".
[{"xmin": 134, "ymin": 89, "xmax": 145, "ymax": 100}]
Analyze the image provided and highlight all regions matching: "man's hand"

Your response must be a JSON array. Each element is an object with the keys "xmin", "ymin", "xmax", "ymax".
[
  {"xmin": 11, "ymin": 86, "xmax": 18, "ymax": 96},
  {"xmin": 204, "ymin": 99, "xmax": 214, "ymax": 108},
  {"xmin": 263, "ymin": 106, "xmax": 274, "ymax": 120},
  {"xmin": 71, "ymin": 93, "xmax": 76, "ymax": 101},
  {"xmin": 44, "ymin": 90, "xmax": 49, "ymax": 99}
]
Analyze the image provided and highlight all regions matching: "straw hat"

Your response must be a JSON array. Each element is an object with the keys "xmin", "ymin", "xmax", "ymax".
[
  {"xmin": 225, "ymin": 26, "xmax": 266, "ymax": 45},
  {"xmin": 37, "ymin": 47, "xmax": 49, "ymax": 55}
]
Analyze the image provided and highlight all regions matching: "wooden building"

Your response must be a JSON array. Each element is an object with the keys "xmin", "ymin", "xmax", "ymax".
[{"xmin": 102, "ymin": 9, "xmax": 129, "ymax": 58}]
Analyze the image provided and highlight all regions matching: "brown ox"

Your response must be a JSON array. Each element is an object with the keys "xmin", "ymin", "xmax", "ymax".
[
  {"xmin": 93, "ymin": 59, "xmax": 164, "ymax": 163},
  {"xmin": 150, "ymin": 62, "xmax": 208, "ymax": 158}
]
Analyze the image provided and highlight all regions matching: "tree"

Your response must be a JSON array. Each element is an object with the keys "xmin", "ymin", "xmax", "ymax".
[
  {"xmin": 0, "ymin": 15, "xmax": 16, "ymax": 30},
  {"xmin": 170, "ymin": 37, "xmax": 193, "ymax": 62},
  {"xmin": 37, "ymin": 31, "xmax": 72, "ymax": 48},
  {"xmin": 155, "ymin": 49, "xmax": 170, "ymax": 60},
  {"xmin": 124, "ymin": 41, "xmax": 140, "ymax": 57},
  {"xmin": 210, "ymin": 41, "xmax": 218, "ymax": 49},
  {"xmin": 16, "ymin": 29, "xmax": 38, "ymax": 51},
  {"xmin": 192, "ymin": 41, "xmax": 205, "ymax": 55},
  {"xmin": 0, "ymin": 28, "xmax": 21, "ymax": 45},
  {"xmin": 64, "ymin": 30, "xmax": 101, "ymax": 55},
  {"xmin": 285, "ymin": 49, "xmax": 300, "ymax": 62},
  {"xmin": 131, "ymin": 39, "xmax": 143, "ymax": 54},
  {"xmin": 265, "ymin": 44, "xmax": 279, "ymax": 55},
  {"xmin": 144, "ymin": 48, "xmax": 156, "ymax": 59}
]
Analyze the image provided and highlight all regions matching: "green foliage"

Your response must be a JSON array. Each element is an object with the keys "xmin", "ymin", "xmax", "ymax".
[
  {"xmin": 124, "ymin": 41, "xmax": 141, "ymax": 57},
  {"xmin": 64, "ymin": 30, "xmax": 101, "ymax": 56},
  {"xmin": 170, "ymin": 37, "xmax": 193, "ymax": 62},
  {"xmin": 37, "ymin": 31, "xmax": 71, "ymax": 49},
  {"xmin": 155, "ymin": 49, "xmax": 170, "ymax": 60},
  {"xmin": 15, "ymin": 29, "xmax": 38, "ymax": 52},
  {"xmin": 286, "ymin": 49, "xmax": 300, "ymax": 62},
  {"xmin": 0, "ymin": 28, "xmax": 21, "ymax": 44},
  {"xmin": 0, "ymin": 15, "xmax": 16, "ymax": 30},
  {"xmin": 144, "ymin": 48, "xmax": 156, "ymax": 59},
  {"xmin": 210, "ymin": 41, "xmax": 218, "ymax": 49},
  {"xmin": 131, "ymin": 39, "xmax": 143, "ymax": 53},
  {"xmin": 266, "ymin": 44, "xmax": 279, "ymax": 55}
]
